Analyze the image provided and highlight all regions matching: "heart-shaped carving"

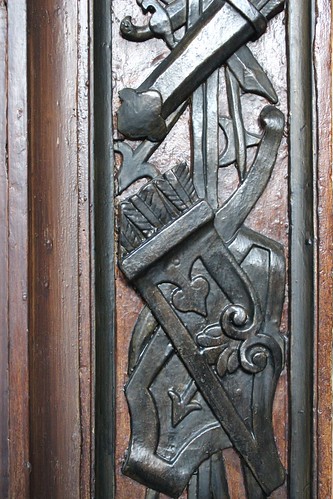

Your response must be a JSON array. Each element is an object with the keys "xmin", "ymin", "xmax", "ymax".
[{"xmin": 172, "ymin": 276, "xmax": 209, "ymax": 316}]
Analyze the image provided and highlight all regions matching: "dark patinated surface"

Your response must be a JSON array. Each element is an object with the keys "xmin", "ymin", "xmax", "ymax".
[{"xmin": 115, "ymin": 1, "xmax": 287, "ymax": 497}]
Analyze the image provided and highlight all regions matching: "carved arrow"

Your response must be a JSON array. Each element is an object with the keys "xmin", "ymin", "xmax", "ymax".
[
  {"xmin": 219, "ymin": 115, "xmax": 260, "ymax": 168},
  {"xmin": 168, "ymin": 379, "xmax": 201, "ymax": 426},
  {"xmin": 116, "ymin": 102, "xmax": 188, "ymax": 194}
]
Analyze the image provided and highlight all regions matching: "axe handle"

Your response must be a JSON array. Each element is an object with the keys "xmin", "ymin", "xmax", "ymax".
[
  {"xmin": 149, "ymin": 0, "xmax": 284, "ymax": 116},
  {"xmin": 118, "ymin": 0, "xmax": 284, "ymax": 140},
  {"xmin": 139, "ymin": 0, "xmax": 264, "ymax": 116}
]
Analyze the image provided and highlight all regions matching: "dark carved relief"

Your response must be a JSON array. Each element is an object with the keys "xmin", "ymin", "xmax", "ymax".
[{"xmin": 116, "ymin": 0, "xmax": 286, "ymax": 497}]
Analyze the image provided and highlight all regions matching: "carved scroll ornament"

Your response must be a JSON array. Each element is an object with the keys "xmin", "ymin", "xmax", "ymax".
[{"xmin": 115, "ymin": 0, "xmax": 286, "ymax": 497}]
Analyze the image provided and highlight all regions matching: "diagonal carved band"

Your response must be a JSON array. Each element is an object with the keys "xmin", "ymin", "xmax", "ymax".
[{"xmin": 227, "ymin": 0, "xmax": 267, "ymax": 38}]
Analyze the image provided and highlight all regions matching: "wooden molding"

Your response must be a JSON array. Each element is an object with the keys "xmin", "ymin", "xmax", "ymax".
[{"xmin": 27, "ymin": 0, "xmax": 94, "ymax": 497}]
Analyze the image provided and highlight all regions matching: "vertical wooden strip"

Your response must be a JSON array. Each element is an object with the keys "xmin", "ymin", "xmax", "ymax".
[
  {"xmin": 7, "ymin": 1, "xmax": 30, "ymax": 497},
  {"xmin": 77, "ymin": 0, "xmax": 94, "ymax": 497},
  {"xmin": 288, "ymin": 0, "xmax": 315, "ymax": 496},
  {"xmin": 94, "ymin": 0, "xmax": 116, "ymax": 497},
  {"xmin": 27, "ymin": 0, "xmax": 93, "ymax": 495},
  {"xmin": 314, "ymin": 0, "xmax": 333, "ymax": 495},
  {"xmin": 0, "ymin": 2, "xmax": 9, "ymax": 497}
]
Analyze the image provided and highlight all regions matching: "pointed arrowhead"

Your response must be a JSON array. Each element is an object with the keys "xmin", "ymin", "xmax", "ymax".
[
  {"xmin": 115, "ymin": 141, "xmax": 159, "ymax": 194},
  {"xmin": 219, "ymin": 116, "xmax": 260, "ymax": 168},
  {"xmin": 227, "ymin": 46, "xmax": 278, "ymax": 103},
  {"xmin": 168, "ymin": 382, "xmax": 202, "ymax": 427}
]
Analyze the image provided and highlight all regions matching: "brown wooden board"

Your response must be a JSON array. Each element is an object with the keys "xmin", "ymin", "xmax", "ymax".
[
  {"xmin": 0, "ymin": 2, "xmax": 9, "ymax": 496},
  {"xmin": 7, "ymin": 1, "xmax": 31, "ymax": 497},
  {"xmin": 27, "ymin": 0, "xmax": 94, "ymax": 497},
  {"xmin": 315, "ymin": 0, "xmax": 333, "ymax": 495},
  {"xmin": 0, "ymin": 0, "xmax": 331, "ymax": 497}
]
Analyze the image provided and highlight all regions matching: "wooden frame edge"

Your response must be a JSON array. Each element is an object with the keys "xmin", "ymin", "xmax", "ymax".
[
  {"xmin": 94, "ymin": 0, "xmax": 116, "ymax": 497},
  {"xmin": 314, "ymin": 0, "xmax": 333, "ymax": 496}
]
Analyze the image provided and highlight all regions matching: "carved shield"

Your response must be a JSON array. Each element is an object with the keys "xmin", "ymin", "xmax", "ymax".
[{"xmin": 119, "ymin": 162, "xmax": 285, "ymax": 497}]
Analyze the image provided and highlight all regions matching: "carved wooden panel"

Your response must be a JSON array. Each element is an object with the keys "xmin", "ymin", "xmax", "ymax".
[
  {"xmin": 91, "ymin": 0, "xmax": 333, "ymax": 497},
  {"xmin": 0, "ymin": 0, "xmax": 331, "ymax": 497},
  {"xmin": 112, "ymin": 1, "xmax": 289, "ymax": 497}
]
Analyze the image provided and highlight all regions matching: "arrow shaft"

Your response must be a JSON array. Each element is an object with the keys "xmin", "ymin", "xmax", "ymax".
[{"xmin": 182, "ymin": 378, "xmax": 198, "ymax": 403}]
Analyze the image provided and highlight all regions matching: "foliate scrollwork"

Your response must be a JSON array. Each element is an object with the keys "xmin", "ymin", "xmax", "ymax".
[{"xmin": 115, "ymin": 0, "xmax": 287, "ymax": 497}]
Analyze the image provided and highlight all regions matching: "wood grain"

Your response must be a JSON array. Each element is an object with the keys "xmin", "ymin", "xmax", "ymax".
[
  {"xmin": 77, "ymin": 1, "xmax": 94, "ymax": 496},
  {"xmin": 314, "ymin": 0, "xmax": 333, "ymax": 496},
  {"xmin": 7, "ymin": 1, "xmax": 31, "ymax": 497},
  {"xmin": 0, "ymin": 1, "xmax": 330, "ymax": 497},
  {"xmin": 0, "ymin": 2, "xmax": 9, "ymax": 497},
  {"xmin": 28, "ymin": 0, "xmax": 94, "ymax": 497}
]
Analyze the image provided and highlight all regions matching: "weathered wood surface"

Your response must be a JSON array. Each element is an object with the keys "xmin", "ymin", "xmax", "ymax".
[
  {"xmin": 0, "ymin": 0, "xmax": 331, "ymax": 497},
  {"xmin": 28, "ymin": 0, "xmax": 94, "ymax": 497},
  {"xmin": 1, "ymin": 1, "xmax": 94, "ymax": 496},
  {"xmin": 0, "ymin": 2, "xmax": 9, "ymax": 496},
  {"xmin": 7, "ymin": 1, "xmax": 31, "ymax": 497},
  {"xmin": 315, "ymin": 0, "xmax": 333, "ymax": 496}
]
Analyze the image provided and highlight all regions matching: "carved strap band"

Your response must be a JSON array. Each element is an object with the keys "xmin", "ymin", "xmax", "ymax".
[
  {"xmin": 227, "ymin": 0, "xmax": 267, "ymax": 38},
  {"xmin": 117, "ymin": 0, "xmax": 283, "ymax": 141}
]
